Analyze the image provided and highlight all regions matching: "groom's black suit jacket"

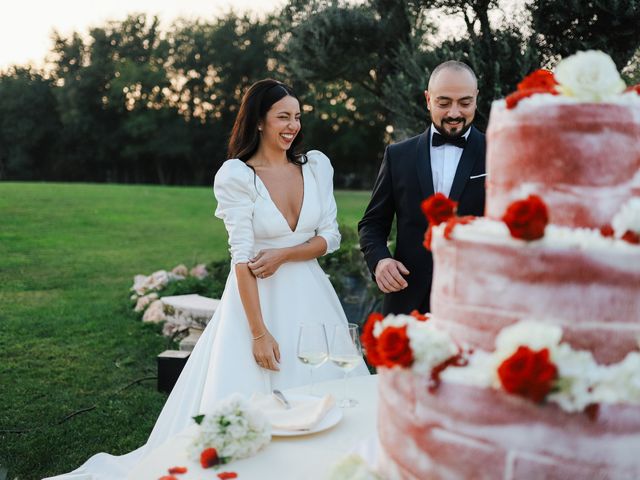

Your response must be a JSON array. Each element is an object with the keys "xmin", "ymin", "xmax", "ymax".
[{"xmin": 358, "ymin": 126, "xmax": 486, "ymax": 315}]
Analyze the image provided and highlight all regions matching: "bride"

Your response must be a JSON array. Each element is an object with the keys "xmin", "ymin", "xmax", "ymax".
[{"xmin": 48, "ymin": 79, "xmax": 369, "ymax": 479}]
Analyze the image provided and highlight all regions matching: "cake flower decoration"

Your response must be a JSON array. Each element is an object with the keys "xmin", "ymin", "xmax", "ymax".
[
  {"xmin": 506, "ymin": 50, "xmax": 637, "ymax": 109},
  {"xmin": 555, "ymin": 50, "xmax": 626, "ymax": 101},
  {"xmin": 502, "ymin": 194, "xmax": 549, "ymax": 241},
  {"xmin": 506, "ymin": 69, "xmax": 559, "ymax": 109},
  {"xmin": 421, "ymin": 193, "xmax": 459, "ymax": 249}
]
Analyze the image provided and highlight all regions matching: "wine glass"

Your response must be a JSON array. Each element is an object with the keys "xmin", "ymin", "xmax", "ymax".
[
  {"xmin": 329, "ymin": 323, "xmax": 362, "ymax": 408},
  {"xmin": 296, "ymin": 323, "xmax": 329, "ymax": 396}
]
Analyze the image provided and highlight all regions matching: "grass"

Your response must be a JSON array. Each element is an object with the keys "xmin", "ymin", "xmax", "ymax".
[{"xmin": 0, "ymin": 182, "xmax": 371, "ymax": 479}]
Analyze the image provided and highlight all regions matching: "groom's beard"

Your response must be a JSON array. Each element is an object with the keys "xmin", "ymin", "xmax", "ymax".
[{"xmin": 434, "ymin": 117, "xmax": 472, "ymax": 138}]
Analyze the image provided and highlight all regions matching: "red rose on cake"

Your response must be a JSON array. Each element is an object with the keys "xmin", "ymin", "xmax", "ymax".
[
  {"xmin": 498, "ymin": 346, "xmax": 558, "ymax": 403},
  {"xmin": 502, "ymin": 195, "xmax": 549, "ymax": 240},
  {"xmin": 506, "ymin": 69, "xmax": 559, "ymax": 109},
  {"xmin": 361, "ymin": 312, "xmax": 460, "ymax": 376},
  {"xmin": 517, "ymin": 69, "xmax": 558, "ymax": 91},
  {"xmin": 421, "ymin": 194, "xmax": 479, "ymax": 250},
  {"xmin": 421, "ymin": 193, "xmax": 457, "ymax": 225},
  {"xmin": 378, "ymin": 325, "xmax": 414, "ymax": 368}
]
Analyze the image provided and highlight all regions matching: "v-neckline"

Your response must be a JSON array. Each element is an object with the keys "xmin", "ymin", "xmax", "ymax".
[{"xmin": 254, "ymin": 164, "xmax": 306, "ymax": 233}]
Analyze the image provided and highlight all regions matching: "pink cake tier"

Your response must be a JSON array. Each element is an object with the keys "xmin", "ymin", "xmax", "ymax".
[
  {"xmin": 377, "ymin": 368, "xmax": 640, "ymax": 480},
  {"xmin": 429, "ymin": 221, "xmax": 640, "ymax": 365},
  {"xmin": 485, "ymin": 101, "xmax": 640, "ymax": 228}
]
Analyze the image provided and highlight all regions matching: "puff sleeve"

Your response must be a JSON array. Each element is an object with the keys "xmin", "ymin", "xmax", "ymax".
[
  {"xmin": 214, "ymin": 159, "xmax": 256, "ymax": 265},
  {"xmin": 307, "ymin": 150, "xmax": 341, "ymax": 255}
]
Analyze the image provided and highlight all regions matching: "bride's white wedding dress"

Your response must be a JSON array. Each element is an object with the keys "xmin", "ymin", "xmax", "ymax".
[{"xmin": 47, "ymin": 150, "xmax": 369, "ymax": 480}]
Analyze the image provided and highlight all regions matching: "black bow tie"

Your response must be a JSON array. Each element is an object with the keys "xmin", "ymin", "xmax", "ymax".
[{"xmin": 432, "ymin": 132, "xmax": 467, "ymax": 148}]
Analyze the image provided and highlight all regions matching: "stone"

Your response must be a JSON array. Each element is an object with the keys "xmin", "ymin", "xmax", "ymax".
[
  {"xmin": 179, "ymin": 328, "xmax": 203, "ymax": 352},
  {"xmin": 161, "ymin": 294, "xmax": 220, "ymax": 336}
]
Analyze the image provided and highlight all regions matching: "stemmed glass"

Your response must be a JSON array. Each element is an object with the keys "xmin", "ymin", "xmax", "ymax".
[
  {"xmin": 329, "ymin": 323, "xmax": 362, "ymax": 408},
  {"xmin": 296, "ymin": 323, "xmax": 329, "ymax": 396}
]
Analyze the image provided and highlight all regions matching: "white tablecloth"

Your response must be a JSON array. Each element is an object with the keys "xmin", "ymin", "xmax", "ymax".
[{"xmin": 128, "ymin": 374, "xmax": 379, "ymax": 480}]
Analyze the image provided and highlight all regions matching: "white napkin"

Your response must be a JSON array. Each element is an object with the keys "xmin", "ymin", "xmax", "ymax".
[{"xmin": 250, "ymin": 392, "xmax": 336, "ymax": 431}]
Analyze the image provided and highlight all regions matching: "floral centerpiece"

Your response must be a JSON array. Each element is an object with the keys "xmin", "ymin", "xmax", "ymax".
[{"xmin": 188, "ymin": 394, "xmax": 271, "ymax": 469}]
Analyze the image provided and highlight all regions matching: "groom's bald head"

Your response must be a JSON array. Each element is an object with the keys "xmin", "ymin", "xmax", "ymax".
[{"xmin": 428, "ymin": 61, "xmax": 477, "ymax": 90}]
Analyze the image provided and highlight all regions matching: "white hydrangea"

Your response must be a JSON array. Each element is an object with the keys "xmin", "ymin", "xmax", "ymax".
[
  {"xmin": 591, "ymin": 352, "xmax": 640, "ymax": 405},
  {"xmin": 612, "ymin": 198, "xmax": 640, "ymax": 239},
  {"xmin": 189, "ymin": 393, "xmax": 270, "ymax": 463},
  {"xmin": 546, "ymin": 344, "xmax": 601, "ymax": 412},
  {"xmin": 372, "ymin": 314, "xmax": 410, "ymax": 337},
  {"xmin": 494, "ymin": 320, "xmax": 563, "ymax": 362},
  {"xmin": 408, "ymin": 321, "xmax": 459, "ymax": 375},
  {"xmin": 554, "ymin": 50, "xmax": 626, "ymax": 101}
]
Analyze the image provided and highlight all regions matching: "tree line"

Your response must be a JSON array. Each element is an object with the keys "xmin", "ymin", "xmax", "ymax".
[{"xmin": 1, "ymin": 0, "xmax": 638, "ymax": 187}]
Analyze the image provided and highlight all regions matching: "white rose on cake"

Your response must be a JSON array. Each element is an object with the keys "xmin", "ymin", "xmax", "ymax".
[{"xmin": 554, "ymin": 50, "xmax": 626, "ymax": 101}]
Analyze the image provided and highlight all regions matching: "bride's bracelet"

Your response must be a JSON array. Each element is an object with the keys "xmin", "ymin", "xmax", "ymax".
[{"xmin": 252, "ymin": 332, "xmax": 267, "ymax": 341}]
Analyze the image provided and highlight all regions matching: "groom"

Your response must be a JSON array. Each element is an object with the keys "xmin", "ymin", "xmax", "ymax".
[{"xmin": 358, "ymin": 60, "xmax": 486, "ymax": 315}]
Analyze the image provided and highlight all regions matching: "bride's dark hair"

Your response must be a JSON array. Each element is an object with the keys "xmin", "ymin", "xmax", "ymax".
[{"xmin": 227, "ymin": 79, "xmax": 306, "ymax": 166}]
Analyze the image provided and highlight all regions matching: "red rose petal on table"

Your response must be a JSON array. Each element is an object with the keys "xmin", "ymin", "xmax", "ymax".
[
  {"xmin": 168, "ymin": 466, "xmax": 187, "ymax": 474},
  {"xmin": 158, "ymin": 476, "xmax": 178, "ymax": 480},
  {"xmin": 217, "ymin": 472, "xmax": 239, "ymax": 479}
]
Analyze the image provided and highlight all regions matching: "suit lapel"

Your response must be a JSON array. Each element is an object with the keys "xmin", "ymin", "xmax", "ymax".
[
  {"xmin": 449, "ymin": 126, "xmax": 481, "ymax": 201},
  {"xmin": 416, "ymin": 129, "xmax": 434, "ymax": 200}
]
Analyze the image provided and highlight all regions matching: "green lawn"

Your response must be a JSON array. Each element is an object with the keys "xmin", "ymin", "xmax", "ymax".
[{"xmin": 0, "ymin": 182, "xmax": 371, "ymax": 479}]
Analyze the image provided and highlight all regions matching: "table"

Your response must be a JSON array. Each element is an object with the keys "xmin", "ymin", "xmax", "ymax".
[{"xmin": 129, "ymin": 374, "xmax": 379, "ymax": 480}]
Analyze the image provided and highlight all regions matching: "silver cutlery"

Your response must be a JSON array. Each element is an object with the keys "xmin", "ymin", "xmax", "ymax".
[{"xmin": 272, "ymin": 389, "xmax": 292, "ymax": 409}]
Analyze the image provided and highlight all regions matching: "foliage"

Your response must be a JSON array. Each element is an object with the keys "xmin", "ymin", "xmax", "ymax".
[
  {"xmin": 528, "ymin": 0, "xmax": 640, "ymax": 70},
  {"xmin": 0, "ymin": 68, "xmax": 61, "ymax": 180},
  {"xmin": 158, "ymin": 260, "xmax": 230, "ymax": 300}
]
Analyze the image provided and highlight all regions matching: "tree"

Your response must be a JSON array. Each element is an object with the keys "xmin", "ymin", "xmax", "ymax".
[
  {"xmin": 529, "ymin": 0, "xmax": 640, "ymax": 70},
  {"xmin": 0, "ymin": 68, "xmax": 61, "ymax": 180}
]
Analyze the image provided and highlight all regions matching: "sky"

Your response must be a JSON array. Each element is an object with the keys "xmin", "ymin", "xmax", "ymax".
[{"xmin": 0, "ymin": 0, "xmax": 285, "ymax": 70}]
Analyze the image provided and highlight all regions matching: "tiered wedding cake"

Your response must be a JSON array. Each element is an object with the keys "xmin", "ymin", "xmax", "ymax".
[{"xmin": 364, "ymin": 51, "xmax": 640, "ymax": 479}]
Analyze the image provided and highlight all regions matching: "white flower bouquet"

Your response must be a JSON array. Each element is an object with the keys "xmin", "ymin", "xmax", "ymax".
[{"xmin": 189, "ymin": 394, "xmax": 271, "ymax": 467}]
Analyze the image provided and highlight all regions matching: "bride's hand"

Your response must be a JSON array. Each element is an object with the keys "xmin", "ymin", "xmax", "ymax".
[
  {"xmin": 253, "ymin": 331, "xmax": 281, "ymax": 371},
  {"xmin": 248, "ymin": 248, "xmax": 287, "ymax": 279}
]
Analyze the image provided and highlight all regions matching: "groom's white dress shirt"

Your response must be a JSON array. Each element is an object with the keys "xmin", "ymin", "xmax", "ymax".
[{"xmin": 429, "ymin": 125, "xmax": 471, "ymax": 198}]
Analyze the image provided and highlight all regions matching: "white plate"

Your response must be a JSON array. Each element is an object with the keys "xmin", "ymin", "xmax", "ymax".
[{"xmin": 270, "ymin": 394, "xmax": 343, "ymax": 437}]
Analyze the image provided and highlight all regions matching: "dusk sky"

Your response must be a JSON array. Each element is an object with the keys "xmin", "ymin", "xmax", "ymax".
[{"xmin": 0, "ymin": 0, "xmax": 285, "ymax": 69}]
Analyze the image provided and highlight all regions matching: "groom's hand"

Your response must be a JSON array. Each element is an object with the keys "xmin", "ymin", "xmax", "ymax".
[{"xmin": 374, "ymin": 258, "xmax": 409, "ymax": 293}]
